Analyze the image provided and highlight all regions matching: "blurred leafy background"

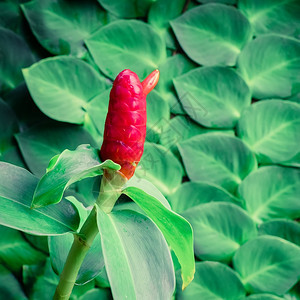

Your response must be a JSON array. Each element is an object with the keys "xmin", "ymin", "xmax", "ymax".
[{"xmin": 0, "ymin": 0, "xmax": 300, "ymax": 299}]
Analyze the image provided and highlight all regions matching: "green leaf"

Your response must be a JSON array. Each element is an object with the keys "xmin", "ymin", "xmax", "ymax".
[
  {"xmin": 96, "ymin": 208, "xmax": 175, "ymax": 300},
  {"xmin": 0, "ymin": 225, "xmax": 46, "ymax": 272},
  {"xmin": 0, "ymin": 1, "xmax": 23, "ymax": 34},
  {"xmin": 233, "ymin": 236, "xmax": 300, "ymax": 294},
  {"xmin": 170, "ymin": 3, "xmax": 252, "ymax": 66},
  {"xmin": 259, "ymin": 219, "xmax": 300, "ymax": 247},
  {"xmin": 97, "ymin": 0, "xmax": 153, "ymax": 18},
  {"xmin": 176, "ymin": 261, "xmax": 245, "ymax": 300},
  {"xmin": 168, "ymin": 181, "xmax": 241, "ymax": 214},
  {"xmin": 79, "ymin": 288, "xmax": 112, "ymax": 300},
  {"xmin": 16, "ymin": 122, "xmax": 97, "ymax": 177},
  {"xmin": 246, "ymin": 294, "xmax": 285, "ymax": 300},
  {"xmin": 21, "ymin": 0, "xmax": 107, "ymax": 56},
  {"xmin": 183, "ymin": 202, "xmax": 257, "ymax": 261},
  {"xmin": 156, "ymin": 54, "xmax": 197, "ymax": 114},
  {"xmin": 86, "ymin": 19, "xmax": 166, "ymax": 79},
  {"xmin": 123, "ymin": 186, "xmax": 195, "ymax": 289},
  {"xmin": 0, "ymin": 27, "xmax": 35, "ymax": 94},
  {"xmin": 174, "ymin": 66, "xmax": 251, "ymax": 128},
  {"xmin": 197, "ymin": 0, "xmax": 237, "ymax": 3},
  {"xmin": 135, "ymin": 142, "xmax": 183, "ymax": 196},
  {"xmin": 23, "ymin": 56, "xmax": 109, "ymax": 124},
  {"xmin": 0, "ymin": 162, "xmax": 80, "ymax": 235},
  {"xmin": 238, "ymin": 166, "xmax": 300, "ymax": 223},
  {"xmin": 237, "ymin": 100, "xmax": 300, "ymax": 166},
  {"xmin": 0, "ymin": 264, "xmax": 27, "ymax": 299},
  {"xmin": 179, "ymin": 133, "xmax": 257, "ymax": 194},
  {"xmin": 237, "ymin": 35, "xmax": 300, "ymax": 99},
  {"xmin": 32, "ymin": 144, "xmax": 120, "ymax": 208},
  {"xmin": 238, "ymin": 0, "xmax": 300, "ymax": 38}
]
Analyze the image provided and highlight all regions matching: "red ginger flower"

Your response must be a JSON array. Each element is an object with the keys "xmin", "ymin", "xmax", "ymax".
[{"xmin": 100, "ymin": 69, "xmax": 159, "ymax": 179}]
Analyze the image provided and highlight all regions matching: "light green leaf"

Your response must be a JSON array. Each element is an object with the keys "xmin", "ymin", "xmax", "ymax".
[
  {"xmin": 239, "ymin": 166, "xmax": 300, "ymax": 223},
  {"xmin": 22, "ymin": 0, "xmax": 107, "ymax": 56},
  {"xmin": 0, "ymin": 27, "xmax": 35, "ymax": 94},
  {"xmin": 135, "ymin": 142, "xmax": 183, "ymax": 196},
  {"xmin": 237, "ymin": 35, "xmax": 300, "ymax": 99},
  {"xmin": 86, "ymin": 20, "xmax": 166, "ymax": 79},
  {"xmin": 259, "ymin": 219, "xmax": 300, "ymax": 247},
  {"xmin": 156, "ymin": 54, "xmax": 197, "ymax": 114},
  {"xmin": 97, "ymin": 208, "xmax": 175, "ymax": 300},
  {"xmin": 97, "ymin": 0, "xmax": 153, "ymax": 18},
  {"xmin": 168, "ymin": 181, "xmax": 241, "ymax": 214},
  {"xmin": 0, "ymin": 162, "xmax": 80, "ymax": 235},
  {"xmin": 0, "ymin": 225, "xmax": 46, "ymax": 272},
  {"xmin": 179, "ymin": 133, "xmax": 257, "ymax": 194},
  {"xmin": 183, "ymin": 202, "xmax": 257, "ymax": 262},
  {"xmin": 23, "ymin": 56, "xmax": 109, "ymax": 124},
  {"xmin": 16, "ymin": 122, "xmax": 97, "ymax": 177},
  {"xmin": 238, "ymin": 0, "xmax": 300, "ymax": 38},
  {"xmin": 233, "ymin": 236, "xmax": 300, "ymax": 294},
  {"xmin": 171, "ymin": 3, "xmax": 252, "ymax": 66},
  {"xmin": 123, "ymin": 186, "xmax": 195, "ymax": 289},
  {"xmin": 32, "ymin": 144, "xmax": 120, "ymax": 208},
  {"xmin": 176, "ymin": 261, "xmax": 245, "ymax": 300},
  {"xmin": 237, "ymin": 100, "xmax": 300, "ymax": 166},
  {"xmin": 174, "ymin": 66, "xmax": 251, "ymax": 128},
  {"xmin": 0, "ymin": 264, "xmax": 27, "ymax": 300}
]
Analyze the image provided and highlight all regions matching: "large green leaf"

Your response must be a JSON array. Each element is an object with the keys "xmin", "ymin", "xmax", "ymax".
[
  {"xmin": 183, "ymin": 202, "xmax": 257, "ymax": 262},
  {"xmin": 0, "ymin": 1, "xmax": 23, "ymax": 34},
  {"xmin": 156, "ymin": 54, "xmax": 196, "ymax": 114},
  {"xmin": 79, "ymin": 288, "xmax": 112, "ymax": 300},
  {"xmin": 0, "ymin": 27, "xmax": 35, "ymax": 94},
  {"xmin": 233, "ymin": 236, "xmax": 300, "ymax": 294},
  {"xmin": 0, "ymin": 162, "xmax": 80, "ymax": 235},
  {"xmin": 170, "ymin": 3, "xmax": 252, "ymax": 66},
  {"xmin": 135, "ymin": 142, "xmax": 183, "ymax": 196},
  {"xmin": 97, "ymin": 208, "xmax": 175, "ymax": 300},
  {"xmin": 86, "ymin": 20, "xmax": 166, "ymax": 79},
  {"xmin": 246, "ymin": 295, "xmax": 285, "ymax": 300},
  {"xmin": 23, "ymin": 56, "xmax": 109, "ymax": 124},
  {"xmin": 259, "ymin": 219, "xmax": 300, "ymax": 247},
  {"xmin": 97, "ymin": 0, "xmax": 153, "ymax": 18},
  {"xmin": 0, "ymin": 264, "xmax": 27, "ymax": 299},
  {"xmin": 176, "ymin": 261, "xmax": 246, "ymax": 300},
  {"xmin": 0, "ymin": 225, "xmax": 46, "ymax": 272},
  {"xmin": 238, "ymin": 166, "xmax": 300, "ymax": 223},
  {"xmin": 238, "ymin": 0, "xmax": 300, "ymax": 38},
  {"xmin": 16, "ymin": 122, "xmax": 97, "ymax": 177},
  {"xmin": 22, "ymin": 0, "xmax": 107, "ymax": 56},
  {"xmin": 123, "ymin": 186, "xmax": 195, "ymax": 289},
  {"xmin": 237, "ymin": 100, "xmax": 300, "ymax": 166},
  {"xmin": 168, "ymin": 181, "xmax": 242, "ymax": 214},
  {"xmin": 32, "ymin": 144, "xmax": 120, "ymax": 208},
  {"xmin": 174, "ymin": 66, "xmax": 251, "ymax": 128},
  {"xmin": 237, "ymin": 35, "xmax": 300, "ymax": 99},
  {"xmin": 179, "ymin": 133, "xmax": 257, "ymax": 194}
]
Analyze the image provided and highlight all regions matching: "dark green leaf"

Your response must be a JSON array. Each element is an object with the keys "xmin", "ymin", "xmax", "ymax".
[
  {"xmin": 22, "ymin": 0, "xmax": 107, "ymax": 56},
  {"xmin": 23, "ymin": 56, "xmax": 109, "ymax": 124},
  {"xmin": 79, "ymin": 288, "xmax": 112, "ymax": 300},
  {"xmin": 0, "ymin": 162, "xmax": 80, "ymax": 235},
  {"xmin": 176, "ymin": 261, "xmax": 245, "ymax": 300},
  {"xmin": 16, "ymin": 122, "xmax": 97, "ymax": 177},
  {"xmin": 237, "ymin": 35, "xmax": 300, "ymax": 99},
  {"xmin": 123, "ymin": 186, "xmax": 194, "ymax": 289},
  {"xmin": 237, "ymin": 100, "xmax": 300, "ymax": 166},
  {"xmin": 238, "ymin": 0, "xmax": 300, "ymax": 38},
  {"xmin": 97, "ymin": 208, "xmax": 175, "ymax": 300},
  {"xmin": 239, "ymin": 166, "xmax": 300, "ymax": 223},
  {"xmin": 171, "ymin": 3, "xmax": 252, "ymax": 66},
  {"xmin": 86, "ymin": 20, "xmax": 166, "ymax": 79},
  {"xmin": 246, "ymin": 294, "xmax": 284, "ymax": 300},
  {"xmin": 259, "ymin": 219, "xmax": 300, "ymax": 247},
  {"xmin": 0, "ymin": 27, "xmax": 35, "ymax": 94},
  {"xmin": 233, "ymin": 236, "xmax": 300, "ymax": 294},
  {"xmin": 32, "ymin": 144, "xmax": 120, "ymax": 208},
  {"xmin": 174, "ymin": 66, "xmax": 251, "ymax": 128},
  {"xmin": 179, "ymin": 133, "xmax": 257, "ymax": 193}
]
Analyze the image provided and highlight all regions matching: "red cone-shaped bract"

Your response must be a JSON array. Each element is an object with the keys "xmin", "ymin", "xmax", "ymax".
[{"xmin": 100, "ymin": 69, "xmax": 159, "ymax": 179}]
